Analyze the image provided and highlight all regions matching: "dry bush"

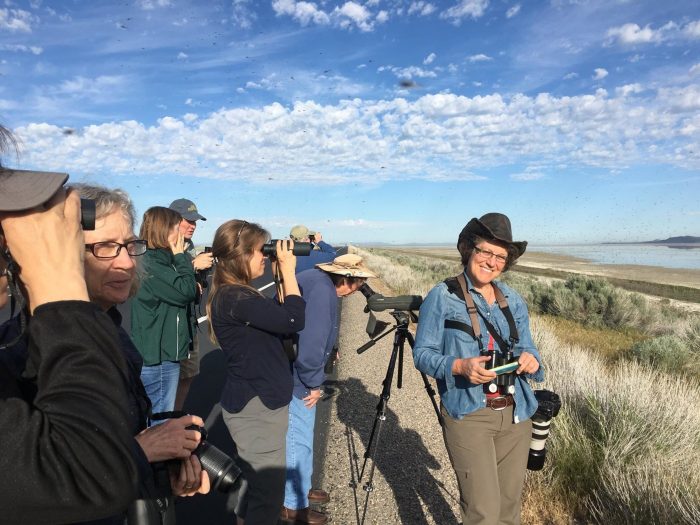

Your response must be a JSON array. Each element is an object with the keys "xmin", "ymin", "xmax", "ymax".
[{"xmin": 528, "ymin": 316, "xmax": 700, "ymax": 524}]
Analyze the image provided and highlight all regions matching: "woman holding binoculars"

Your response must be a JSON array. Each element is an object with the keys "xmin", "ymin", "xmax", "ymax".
[{"xmin": 206, "ymin": 220, "xmax": 305, "ymax": 524}]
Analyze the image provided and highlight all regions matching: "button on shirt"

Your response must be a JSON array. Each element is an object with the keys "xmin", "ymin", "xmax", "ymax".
[{"xmin": 412, "ymin": 272, "xmax": 545, "ymax": 423}]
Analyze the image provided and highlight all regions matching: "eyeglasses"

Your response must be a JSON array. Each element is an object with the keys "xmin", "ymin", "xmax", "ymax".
[
  {"xmin": 85, "ymin": 240, "xmax": 148, "ymax": 259},
  {"xmin": 473, "ymin": 246, "xmax": 508, "ymax": 265},
  {"xmin": 233, "ymin": 221, "xmax": 248, "ymax": 249}
]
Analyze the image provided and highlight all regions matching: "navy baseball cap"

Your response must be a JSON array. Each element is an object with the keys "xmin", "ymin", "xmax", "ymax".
[{"xmin": 169, "ymin": 198, "xmax": 206, "ymax": 221}]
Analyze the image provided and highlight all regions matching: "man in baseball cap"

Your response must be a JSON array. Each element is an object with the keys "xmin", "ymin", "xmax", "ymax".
[
  {"xmin": 168, "ymin": 198, "xmax": 213, "ymax": 411},
  {"xmin": 0, "ymin": 123, "xmax": 137, "ymax": 522},
  {"xmin": 289, "ymin": 224, "xmax": 337, "ymax": 274}
]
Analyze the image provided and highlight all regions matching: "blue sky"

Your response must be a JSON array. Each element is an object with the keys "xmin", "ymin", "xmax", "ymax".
[{"xmin": 1, "ymin": 0, "xmax": 699, "ymax": 245}]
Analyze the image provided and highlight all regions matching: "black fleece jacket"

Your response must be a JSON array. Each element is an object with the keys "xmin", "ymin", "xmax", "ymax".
[{"xmin": 0, "ymin": 301, "xmax": 138, "ymax": 524}]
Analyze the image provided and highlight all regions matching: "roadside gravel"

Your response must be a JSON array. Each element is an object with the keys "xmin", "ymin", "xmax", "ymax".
[{"xmin": 316, "ymin": 278, "xmax": 461, "ymax": 525}]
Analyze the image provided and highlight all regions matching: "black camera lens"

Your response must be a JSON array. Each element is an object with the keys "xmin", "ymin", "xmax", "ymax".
[
  {"xmin": 261, "ymin": 240, "xmax": 312, "ymax": 258},
  {"xmin": 194, "ymin": 440, "xmax": 243, "ymax": 493}
]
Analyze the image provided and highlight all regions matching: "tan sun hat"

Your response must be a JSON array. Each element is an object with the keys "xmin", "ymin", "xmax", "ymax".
[{"xmin": 316, "ymin": 253, "xmax": 377, "ymax": 278}]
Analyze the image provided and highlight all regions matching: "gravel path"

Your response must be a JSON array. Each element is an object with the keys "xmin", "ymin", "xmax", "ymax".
[{"xmin": 316, "ymin": 278, "xmax": 461, "ymax": 525}]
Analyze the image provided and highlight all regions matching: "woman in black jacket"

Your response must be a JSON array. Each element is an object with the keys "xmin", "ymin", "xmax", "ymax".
[{"xmin": 206, "ymin": 220, "xmax": 304, "ymax": 525}]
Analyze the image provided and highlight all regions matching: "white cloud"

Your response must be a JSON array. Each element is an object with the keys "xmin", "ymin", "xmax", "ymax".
[
  {"xmin": 606, "ymin": 23, "xmax": 664, "ymax": 45},
  {"xmin": 505, "ymin": 4, "xmax": 520, "ymax": 19},
  {"xmin": 333, "ymin": 2, "xmax": 373, "ymax": 32},
  {"xmin": 408, "ymin": 2, "xmax": 436, "ymax": 16},
  {"xmin": 177, "ymin": 52, "xmax": 188, "ymax": 60},
  {"xmin": 272, "ymin": 0, "xmax": 330, "ymax": 26},
  {"xmin": 593, "ymin": 68, "xmax": 608, "ymax": 80},
  {"xmin": 0, "ymin": 8, "xmax": 35, "ymax": 32},
  {"xmin": 563, "ymin": 72, "xmax": 578, "ymax": 80},
  {"xmin": 376, "ymin": 10, "xmax": 389, "ymax": 24},
  {"xmin": 423, "ymin": 52, "xmax": 436, "ymax": 65},
  {"xmin": 440, "ymin": 0, "xmax": 489, "ymax": 24},
  {"xmin": 14, "ymin": 89, "xmax": 700, "ymax": 185},
  {"xmin": 0, "ymin": 43, "xmax": 42, "ymax": 54},
  {"xmin": 231, "ymin": 0, "xmax": 257, "ymax": 29},
  {"xmin": 511, "ymin": 171, "xmax": 544, "ymax": 181},
  {"xmin": 57, "ymin": 76, "xmax": 128, "ymax": 97},
  {"xmin": 690, "ymin": 63, "xmax": 700, "ymax": 76},
  {"xmin": 379, "ymin": 65, "xmax": 437, "ymax": 79},
  {"xmin": 683, "ymin": 20, "xmax": 700, "ymax": 39},
  {"xmin": 468, "ymin": 53, "xmax": 492, "ymax": 62},
  {"xmin": 137, "ymin": 0, "xmax": 172, "ymax": 10},
  {"xmin": 615, "ymin": 83, "xmax": 642, "ymax": 97}
]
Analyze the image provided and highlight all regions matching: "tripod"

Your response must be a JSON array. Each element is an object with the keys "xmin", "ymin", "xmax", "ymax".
[{"xmin": 353, "ymin": 310, "xmax": 443, "ymax": 524}]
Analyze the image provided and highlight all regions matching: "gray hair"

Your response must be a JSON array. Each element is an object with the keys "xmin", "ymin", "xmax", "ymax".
[{"xmin": 70, "ymin": 183, "xmax": 136, "ymax": 231}]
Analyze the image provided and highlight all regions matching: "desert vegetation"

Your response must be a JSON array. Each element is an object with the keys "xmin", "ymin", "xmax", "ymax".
[{"xmin": 354, "ymin": 246, "xmax": 700, "ymax": 524}]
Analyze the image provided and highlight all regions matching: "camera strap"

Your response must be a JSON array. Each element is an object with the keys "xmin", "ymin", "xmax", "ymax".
[{"xmin": 447, "ymin": 274, "xmax": 519, "ymax": 352}]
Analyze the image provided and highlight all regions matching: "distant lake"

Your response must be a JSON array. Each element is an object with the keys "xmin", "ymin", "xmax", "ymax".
[{"xmin": 529, "ymin": 244, "xmax": 700, "ymax": 270}]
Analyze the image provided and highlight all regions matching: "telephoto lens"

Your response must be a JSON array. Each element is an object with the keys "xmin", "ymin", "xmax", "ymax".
[
  {"xmin": 261, "ymin": 240, "xmax": 312, "ymax": 258},
  {"xmin": 187, "ymin": 425, "xmax": 244, "ymax": 493},
  {"xmin": 527, "ymin": 390, "xmax": 561, "ymax": 471}
]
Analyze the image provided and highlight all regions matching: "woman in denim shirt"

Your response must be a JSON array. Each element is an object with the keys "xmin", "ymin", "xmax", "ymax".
[{"xmin": 413, "ymin": 213, "xmax": 544, "ymax": 525}]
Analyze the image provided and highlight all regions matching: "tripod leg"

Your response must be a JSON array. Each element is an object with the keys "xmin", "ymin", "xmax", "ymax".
[
  {"xmin": 358, "ymin": 328, "xmax": 402, "ymax": 483},
  {"xmin": 407, "ymin": 332, "xmax": 444, "ymax": 426}
]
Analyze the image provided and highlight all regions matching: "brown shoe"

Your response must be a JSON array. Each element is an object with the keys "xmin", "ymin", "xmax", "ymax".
[
  {"xmin": 279, "ymin": 506, "xmax": 328, "ymax": 524},
  {"xmin": 308, "ymin": 488, "xmax": 330, "ymax": 504}
]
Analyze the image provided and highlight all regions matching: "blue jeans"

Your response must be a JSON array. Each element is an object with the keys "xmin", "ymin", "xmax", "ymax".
[
  {"xmin": 284, "ymin": 395, "xmax": 316, "ymax": 510},
  {"xmin": 141, "ymin": 361, "xmax": 180, "ymax": 419}
]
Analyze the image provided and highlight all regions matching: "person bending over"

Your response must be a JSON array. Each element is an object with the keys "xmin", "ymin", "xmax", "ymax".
[{"xmin": 280, "ymin": 254, "xmax": 376, "ymax": 525}]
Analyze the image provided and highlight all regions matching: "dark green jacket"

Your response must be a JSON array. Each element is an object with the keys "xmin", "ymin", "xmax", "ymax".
[{"xmin": 131, "ymin": 249, "xmax": 197, "ymax": 366}]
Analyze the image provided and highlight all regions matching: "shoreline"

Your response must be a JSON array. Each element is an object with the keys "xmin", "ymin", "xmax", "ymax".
[{"xmin": 384, "ymin": 246, "xmax": 700, "ymax": 290}]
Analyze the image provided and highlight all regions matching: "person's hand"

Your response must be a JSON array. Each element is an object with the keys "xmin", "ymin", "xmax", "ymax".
[
  {"xmin": 312, "ymin": 232, "xmax": 323, "ymax": 243},
  {"xmin": 516, "ymin": 351, "xmax": 539, "ymax": 375},
  {"xmin": 168, "ymin": 230, "xmax": 185, "ymax": 255},
  {"xmin": 275, "ymin": 239, "xmax": 297, "ymax": 273},
  {"xmin": 452, "ymin": 356, "xmax": 497, "ymax": 384},
  {"xmin": 303, "ymin": 389, "xmax": 323, "ymax": 408},
  {"xmin": 135, "ymin": 415, "xmax": 204, "ymax": 462},
  {"xmin": 170, "ymin": 454, "xmax": 211, "ymax": 497},
  {"xmin": 0, "ymin": 189, "xmax": 89, "ymax": 312},
  {"xmin": 193, "ymin": 252, "xmax": 214, "ymax": 271}
]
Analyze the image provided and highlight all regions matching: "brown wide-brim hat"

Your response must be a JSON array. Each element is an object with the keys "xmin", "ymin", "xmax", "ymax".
[
  {"xmin": 316, "ymin": 253, "xmax": 377, "ymax": 278},
  {"xmin": 0, "ymin": 169, "xmax": 68, "ymax": 212},
  {"xmin": 458, "ymin": 212, "xmax": 528, "ymax": 257}
]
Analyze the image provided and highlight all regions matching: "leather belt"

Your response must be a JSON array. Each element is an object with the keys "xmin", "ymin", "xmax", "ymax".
[{"xmin": 485, "ymin": 395, "xmax": 514, "ymax": 411}]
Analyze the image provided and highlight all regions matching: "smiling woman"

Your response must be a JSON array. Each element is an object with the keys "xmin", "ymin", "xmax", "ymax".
[{"xmin": 413, "ymin": 212, "xmax": 545, "ymax": 525}]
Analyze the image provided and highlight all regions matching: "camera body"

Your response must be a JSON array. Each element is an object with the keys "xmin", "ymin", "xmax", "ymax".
[{"xmin": 195, "ymin": 246, "xmax": 214, "ymax": 292}]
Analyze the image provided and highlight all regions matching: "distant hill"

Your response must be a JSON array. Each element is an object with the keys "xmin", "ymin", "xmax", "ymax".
[{"xmin": 644, "ymin": 236, "xmax": 700, "ymax": 244}]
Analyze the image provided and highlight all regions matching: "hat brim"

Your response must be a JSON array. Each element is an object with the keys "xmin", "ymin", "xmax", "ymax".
[
  {"xmin": 461, "ymin": 218, "xmax": 527, "ymax": 257},
  {"xmin": 316, "ymin": 262, "xmax": 377, "ymax": 278},
  {"xmin": 0, "ymin": 169, "xmax": 68, "ymax": 212},
  {"xmin": 181, "ymin": 212, "xmax": 206, "ymax": 221}
]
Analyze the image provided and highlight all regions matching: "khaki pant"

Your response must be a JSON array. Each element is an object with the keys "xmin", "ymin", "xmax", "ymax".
[{"xmin": 442, "ymin": 404, "xmax": 531, "ymax": 525}]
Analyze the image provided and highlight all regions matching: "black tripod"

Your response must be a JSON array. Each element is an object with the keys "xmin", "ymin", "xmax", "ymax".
[{"xmin": 353, "ymin": 310, "xmax": 443, "ymax": 524}]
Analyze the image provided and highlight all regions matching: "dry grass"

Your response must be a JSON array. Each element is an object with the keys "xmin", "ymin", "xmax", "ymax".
[{"xmin": 527, "ymin": 317, "xmax": 700, "ymax": 524}]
